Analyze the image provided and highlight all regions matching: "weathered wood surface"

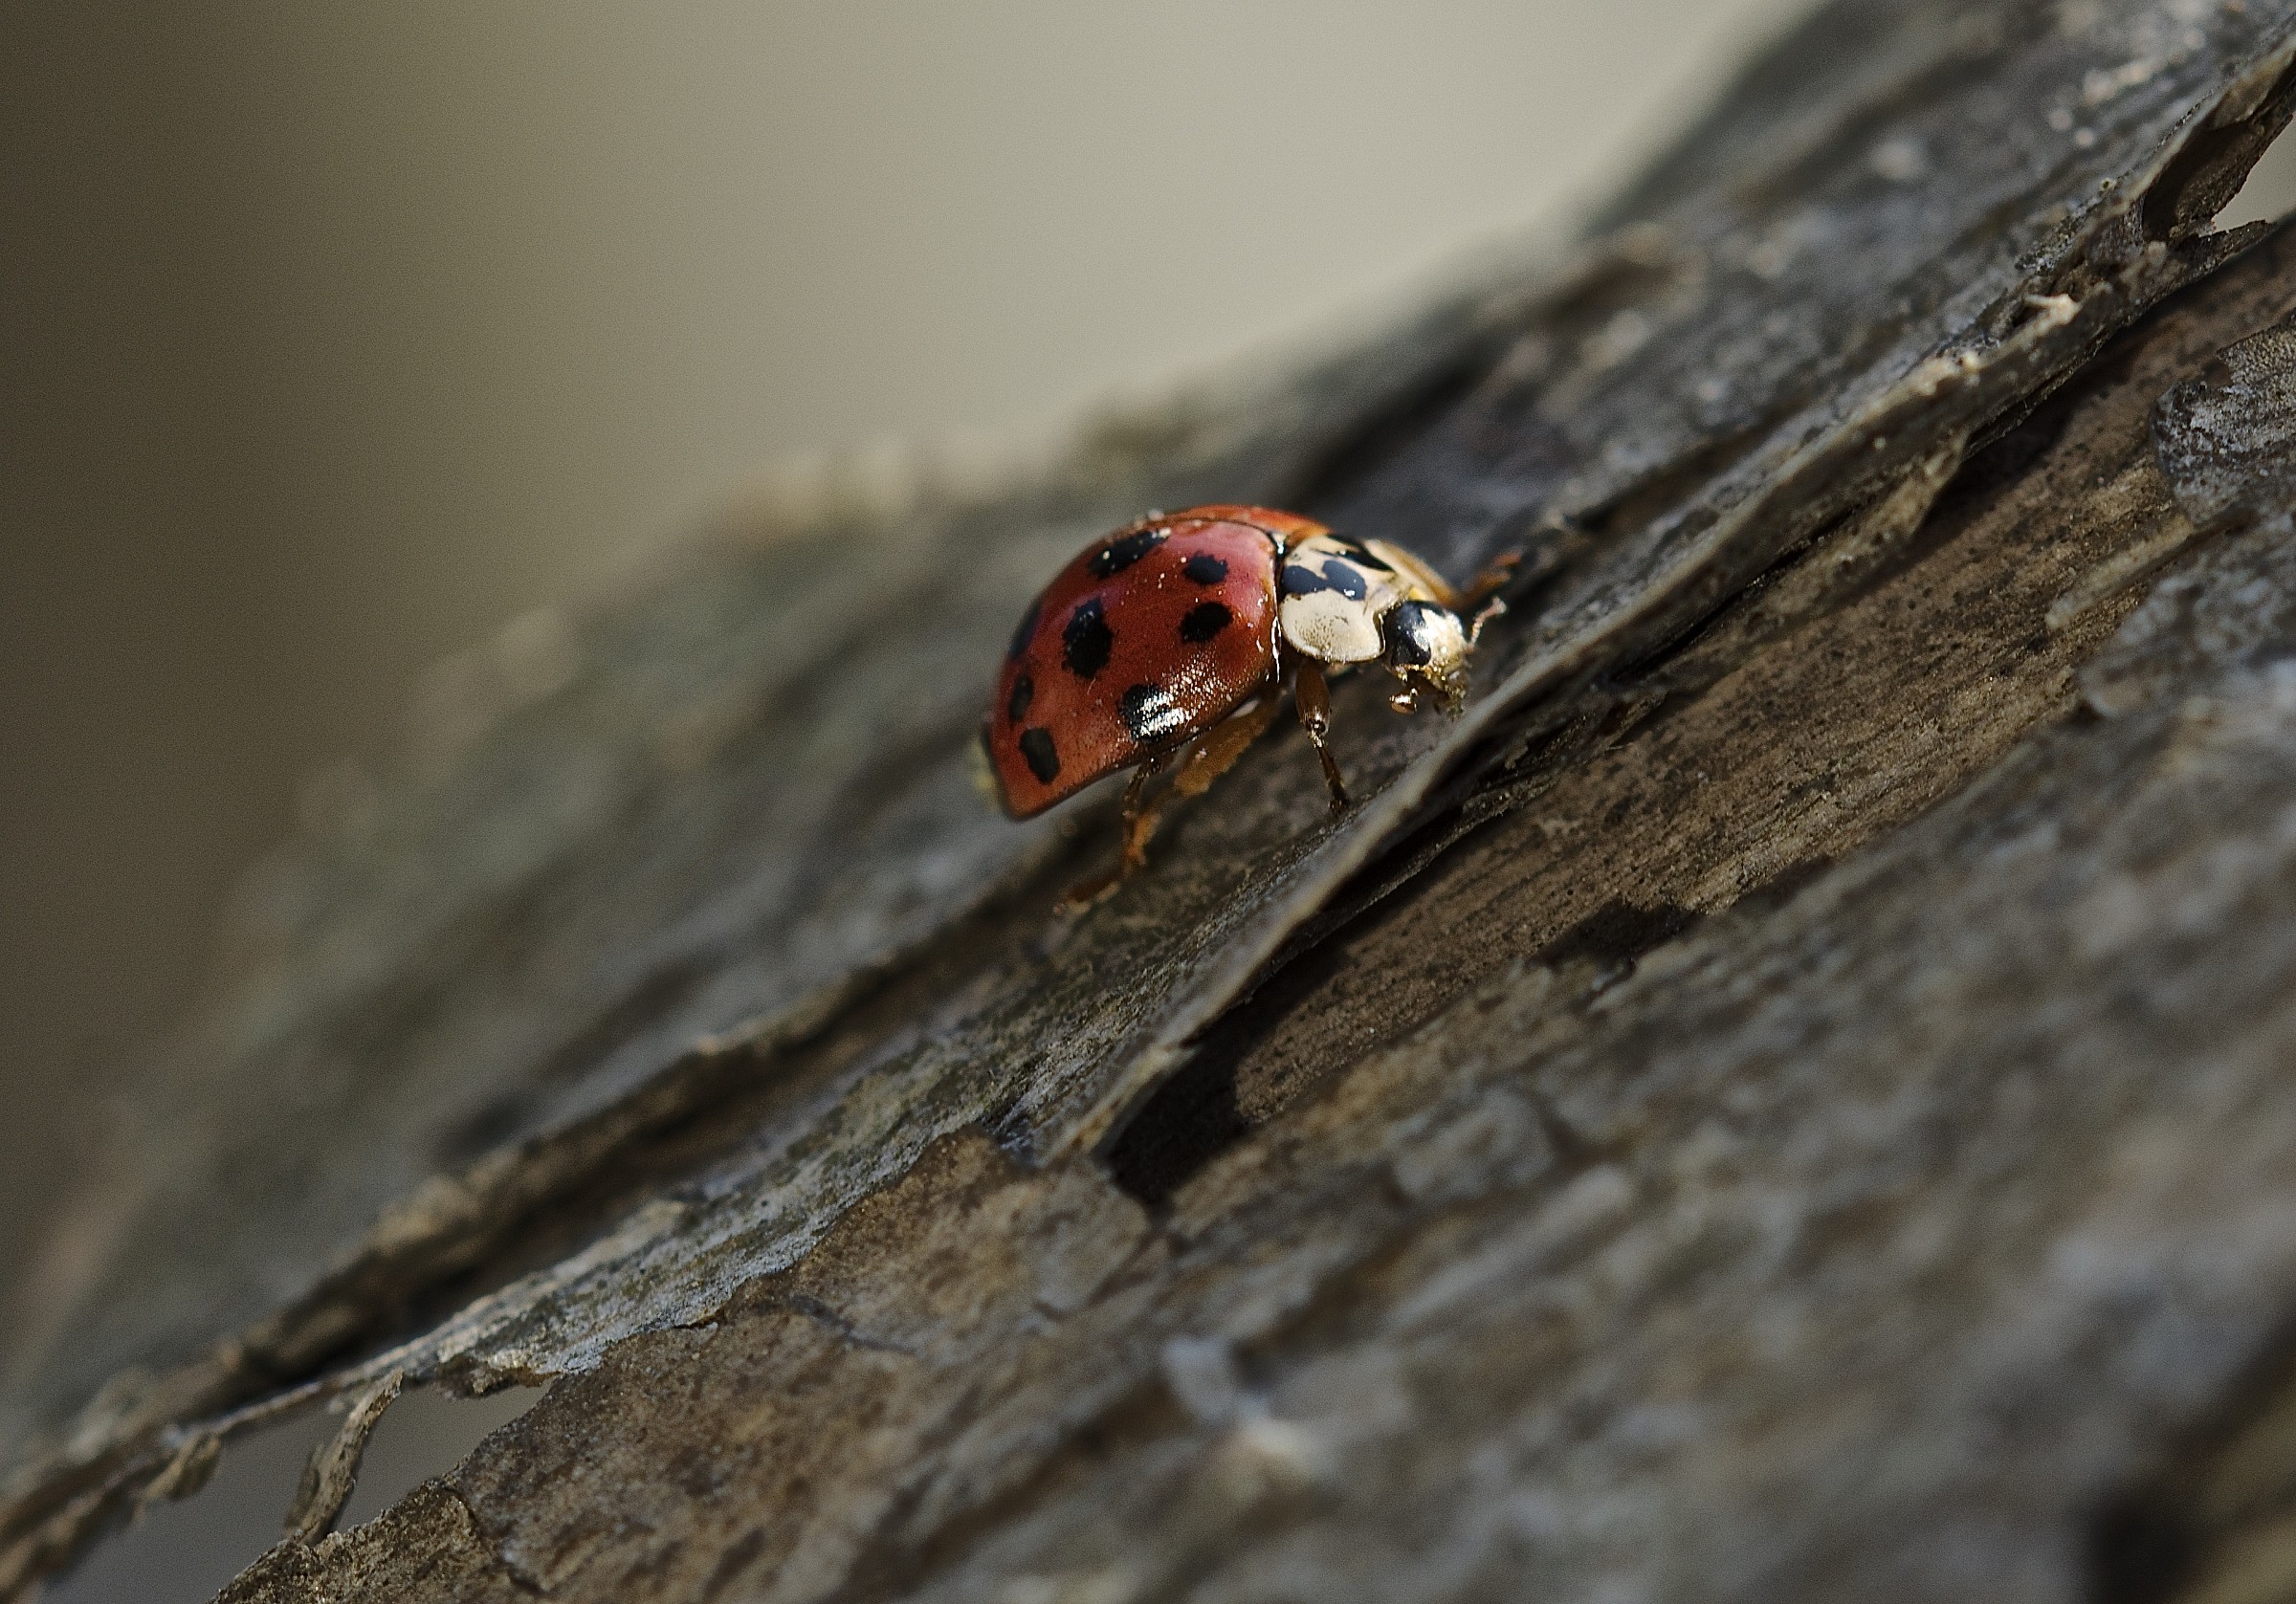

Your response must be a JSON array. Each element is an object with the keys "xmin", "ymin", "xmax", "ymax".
[{"xmin": 13, "ymin": 1, "xmax": 2296, "ymax": 1598}]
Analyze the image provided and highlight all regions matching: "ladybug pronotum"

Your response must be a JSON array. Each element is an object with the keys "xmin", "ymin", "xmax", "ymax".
[{"xmin": 983, "ymin": 504, "xmax": 1511, "ymax": 903}]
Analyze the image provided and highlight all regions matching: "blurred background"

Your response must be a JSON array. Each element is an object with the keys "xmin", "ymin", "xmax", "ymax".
[
  {"xmin": 1, "ymin": 0, "xmax": 1829, "ymax": 1286},
  {"xmin": 14, "ymin": 0, "xmax": 2188, "ymax": 1593}
]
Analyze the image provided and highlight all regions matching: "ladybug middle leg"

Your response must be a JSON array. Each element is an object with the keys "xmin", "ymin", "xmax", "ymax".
[
  {"xmin": 1057, "ymin": 692, "xmax": 1286, "ymax": 910},
  {"xmin": 1165, "ymin": 690, "xmax": 1286, "ymax": 807}
]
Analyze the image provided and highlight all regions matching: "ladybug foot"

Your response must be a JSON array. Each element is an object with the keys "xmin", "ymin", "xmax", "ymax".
[
  {"xmin": 1055, "ymin": 867, "xmax": 1125, "ymax": 912},
  {"xmin": 1056, "ymin": 832, "xmax": 1157, "ymax": 911}
]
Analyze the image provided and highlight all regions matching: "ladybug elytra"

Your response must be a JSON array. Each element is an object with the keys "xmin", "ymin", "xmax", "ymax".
[{"xmin": 984, "ymin": 504, "xmax": 1510, "ymax": 903}]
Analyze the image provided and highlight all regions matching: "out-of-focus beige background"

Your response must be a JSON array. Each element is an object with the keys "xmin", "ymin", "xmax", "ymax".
[
  {"xmin": 3, "ymin": 0, "xmax": 1822, "ymax": 1286},
  {"xmin": 9, "ymin": 12, "xmax": 1791, "ymax": 1595}
]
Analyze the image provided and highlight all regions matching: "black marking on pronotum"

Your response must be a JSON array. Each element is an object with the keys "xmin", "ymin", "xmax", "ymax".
[
  {"xmin": 1063, "ymin": 598, "xmax": 1114, "ymax": 679},
  {"xmin": 1005, "ymin": 671, "xmax": 1034, "ymax": 724},
  {"xmin": 1019, "ymin": 727, "xmax": 1061, "ymax": 782},
  {"xmin": 1091, "ymin": 527, "xmax": 1168, "ymax": 578},
  {"xmin": 1383, "ymin": 600, "xmax": 1443, "ymax": 666},
  {"xmin": 1281, "ymin": 559, "xmax": 1369, "ymax": 601},
  {"xmin": 1121, "ymin": 682, "xmax": 1189, "ymax": 744},
  {"xmin": 1007, "ymin": 598, "xmax": 1041, "ymax": 663},
  {"xmin": 1331, "ymin": 535, "xmax": 1391, "ymax": 571},
  {"xmin": 1179, "ymin": 602, "xmax": 1232, "ymax": 644},
  {"xmin": 1182, "ymin": 552, "xmax": 1229, "ymax": 585}
]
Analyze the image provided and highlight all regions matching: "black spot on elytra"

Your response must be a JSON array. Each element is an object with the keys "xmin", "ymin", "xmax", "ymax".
[
  {"xmin": 1006, "ymin": 598, "xmax": 1040, "ymax": 662},
  {"xmin": 1005, "ymin": 671, "xmax": 1033, "ymax": 723},
  {"xmin": 1019, "ymin": 727, "xmax": 1061, "ymax": 782},
  {"xmin": 1091, "ymin": 527, "xmax": 1167, "ymax": 578},
  {"xmin": 1383, "ymin": 600, "xmax": 1442, "ymax": 666},
  {"xmin": 1182, "ymin": 552, "xmax": 1229, "ymax": 585},
  {"xmin": 1121, "ymin": 682, "xmax": 1188, "ymax": 743},
  {"xmin": 1179, "ymin": 602, "xmax": 1232, "ymax": 644},
  {"xmin": 1063, "ymin": 598, "xmax": 1114, "ymax": 679},
  {"xmin": 1281, "ymin": 558, "xmax": 1369, "ymax": 602}
]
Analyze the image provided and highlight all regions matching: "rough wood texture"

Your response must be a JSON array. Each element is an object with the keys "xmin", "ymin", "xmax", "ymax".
[{"xmin": 12, "ymin": 1, "xmax": 2296, "ymax": 1599}]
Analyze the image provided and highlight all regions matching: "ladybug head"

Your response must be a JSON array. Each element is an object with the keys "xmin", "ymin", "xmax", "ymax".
[{"xmin": 1380, "ymin": 599, "xmax": 1471, "ymax": 717}]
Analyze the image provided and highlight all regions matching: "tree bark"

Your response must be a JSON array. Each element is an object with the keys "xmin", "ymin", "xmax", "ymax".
[{"xmin": 13, "ymin": 3, "xmax": 2296, "ymax": 1600}]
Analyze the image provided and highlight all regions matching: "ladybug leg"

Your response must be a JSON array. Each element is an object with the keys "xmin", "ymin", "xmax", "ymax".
[
  {"xmin": 1115, "ymin": 756, "xmax": 1172, "ymax": 877},
  {"xmin": 1059, "ymin": 754, "xmax": 1172, "ymax": 910},
  {"xmin": 1463, "ymin": 565, "xmax": 1512, "ymax": 653},
  {"xmin": 1462, "ymin": 548, "xmax": 1522, "ymax": 607},
  {"xmin": 1051, "ymin": 752, "xmax": 1166, "ymax": 904},
  {"xmin": 1054, "ymin": 694, "xmax": 1286, "ymax": 911},
  {"xmin": 1125, "ymin": 692, "xmax": 1288, "ymax": 859},
  {"xmin": 1293, "ymin": 661, "xmax": 1351, "ymax": 817},
  {"xmin": 1167, "ymin": 691, "xmax": 1285, "ymax": 802}
]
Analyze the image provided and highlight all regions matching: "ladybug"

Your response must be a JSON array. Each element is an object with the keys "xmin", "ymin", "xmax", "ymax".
[{"xmin": 984, "ymin": 504, "xmax": 1510, "ymax": 901}]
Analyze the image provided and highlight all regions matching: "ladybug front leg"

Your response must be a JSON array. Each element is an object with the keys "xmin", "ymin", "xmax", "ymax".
[{"xmin": 1293, "ymin": 660, "xmax": 1351, "ymax": 817}]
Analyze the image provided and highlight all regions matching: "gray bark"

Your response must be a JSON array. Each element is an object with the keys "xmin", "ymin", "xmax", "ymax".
[{"xmin": 12, "ymin": 2, "xmax": 2296, "ymax": 1599}]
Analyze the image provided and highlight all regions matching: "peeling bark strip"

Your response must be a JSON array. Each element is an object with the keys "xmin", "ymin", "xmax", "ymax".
[
  {"xmin": 282, "ymin": 1371, "xmax": 403, "ymax": 1545},
  {"xmin": 13, "ymin": 2, "xmax": 2296, "ymax": 1599}
]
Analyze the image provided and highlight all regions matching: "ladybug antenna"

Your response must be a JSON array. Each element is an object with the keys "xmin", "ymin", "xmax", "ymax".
[{"xmin": 1468, "ymin": 595, "xmax": 1507, "ymax": 647}]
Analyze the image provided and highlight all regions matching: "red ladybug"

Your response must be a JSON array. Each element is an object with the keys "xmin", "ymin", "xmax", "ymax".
[{"xmin": 984, "ymin": 504, "xmax": 1509, "ymax": 901}]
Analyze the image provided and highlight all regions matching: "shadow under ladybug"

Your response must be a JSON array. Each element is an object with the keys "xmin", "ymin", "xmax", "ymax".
[{"xmin": 982, "ymin": 504, "xmax": 1512, "ymax": 906}]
